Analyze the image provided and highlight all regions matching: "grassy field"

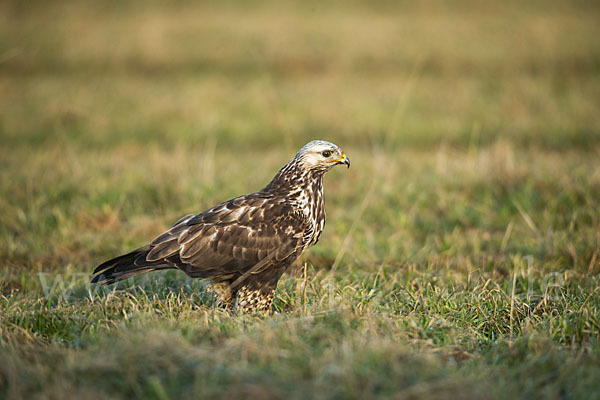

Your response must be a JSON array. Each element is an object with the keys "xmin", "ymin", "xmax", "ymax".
[{"xmin": 1, "ymin": 0, "xmax": 600, "ymax": 398}]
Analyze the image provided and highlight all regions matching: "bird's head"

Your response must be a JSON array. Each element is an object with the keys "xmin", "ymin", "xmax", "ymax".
[
  {"xmin": 294, "ymin": 140, "xmax": 350, "ymax": 172},
  {"xmin": 265, "ymin": 140, "xmax": 350, "ymax": 192}
]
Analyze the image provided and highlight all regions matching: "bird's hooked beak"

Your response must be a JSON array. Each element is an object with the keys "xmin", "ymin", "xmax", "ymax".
[
  {"xmin": 326, "ymin": 153, "xmax": 350, "ymax": 168},
  {"xmin": 340, "ymin": 153, "xmax": 350, "ymax": 168}
]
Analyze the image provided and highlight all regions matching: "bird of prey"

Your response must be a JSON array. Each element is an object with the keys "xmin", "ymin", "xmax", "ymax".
[{"xmin": 91, "ymin": 140, "xmax": 350, "ymax": 312}]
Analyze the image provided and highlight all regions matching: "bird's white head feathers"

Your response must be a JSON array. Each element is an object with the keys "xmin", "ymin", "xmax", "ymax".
[
  {"xmin": 294, "ymin": 140, "xmax": 350, "ymax": 171},
  {"xmin": 264, "ymin": 140, "xmax": 349, "ymax": 192}
]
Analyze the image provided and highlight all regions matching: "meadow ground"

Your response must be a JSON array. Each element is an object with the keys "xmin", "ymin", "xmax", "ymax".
[{"xmin": 1, "ymin": 1, "xmax": 600, "ymax": 398}]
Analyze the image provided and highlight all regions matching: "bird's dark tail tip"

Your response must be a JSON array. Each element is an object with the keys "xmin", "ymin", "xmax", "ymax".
[{"xmin": 91, "ymin": 245, "xmax": 162, "ymax": 285}]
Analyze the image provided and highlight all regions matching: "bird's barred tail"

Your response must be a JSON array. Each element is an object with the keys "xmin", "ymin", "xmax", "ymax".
[{"xmin": 91, "ymin": 245, "xmax": 171, "ymax": 285}]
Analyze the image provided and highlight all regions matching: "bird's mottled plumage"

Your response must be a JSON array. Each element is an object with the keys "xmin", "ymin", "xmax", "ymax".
[{"xmin": 91, "ymin": 140, "xmax": 349, "ymax": 312}]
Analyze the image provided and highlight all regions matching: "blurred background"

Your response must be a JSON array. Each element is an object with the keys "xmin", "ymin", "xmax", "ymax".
[{"xmin": 2, "ymin": 0, "xmax": 599, "ymax": 150}]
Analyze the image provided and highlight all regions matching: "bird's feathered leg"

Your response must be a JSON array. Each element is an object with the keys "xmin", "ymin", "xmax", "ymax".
[
  {"xmin": 206, "ymin": 253, "xmax": 277, "ymax": 310},
  {"xmin": 207, "ymin": 282, "xmax": 234, "ymax": 309},
  {"xmin": 233, "ymin": 267, "xmax": 286, "ymax": 313}
]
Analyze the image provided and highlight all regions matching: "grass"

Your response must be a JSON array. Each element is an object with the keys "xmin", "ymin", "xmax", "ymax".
[{"xmin": 1, "ymin": 0, "xmax": 600, "ymax": 398}]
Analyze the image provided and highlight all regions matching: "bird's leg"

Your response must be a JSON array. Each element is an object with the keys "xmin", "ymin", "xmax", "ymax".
[
  {"xmin": 233, "ymin": 285, "xmax": 275, "ymax": 313},
  {"xmin": 232, "ymin": 267, "xmax": 285, "ymax": 313},
  {"xmin": 206, "ymin": 282, "xmax": 233, "ymax": 309}
]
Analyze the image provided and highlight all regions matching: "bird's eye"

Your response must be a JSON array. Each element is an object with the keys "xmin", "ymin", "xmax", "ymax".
[{"xmin": 322, "ymin": 150, "xmax": 332, "ymax": 158}]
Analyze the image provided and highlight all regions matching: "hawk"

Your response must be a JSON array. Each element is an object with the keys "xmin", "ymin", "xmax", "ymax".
[{"xmin": 91, "ymin": 140, "xmax": 350, "ymax": 312}]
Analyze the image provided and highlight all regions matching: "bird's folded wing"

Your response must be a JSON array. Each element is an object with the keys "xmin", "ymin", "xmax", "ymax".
[{"xmin": 143, "ymin": 199, "xmax": 308, "ymax": 275}]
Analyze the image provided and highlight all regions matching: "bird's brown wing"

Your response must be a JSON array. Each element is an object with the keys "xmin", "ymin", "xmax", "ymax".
[{"xmin": 141, "ymin": 195, "xmax": 309, "ymax": 280}]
